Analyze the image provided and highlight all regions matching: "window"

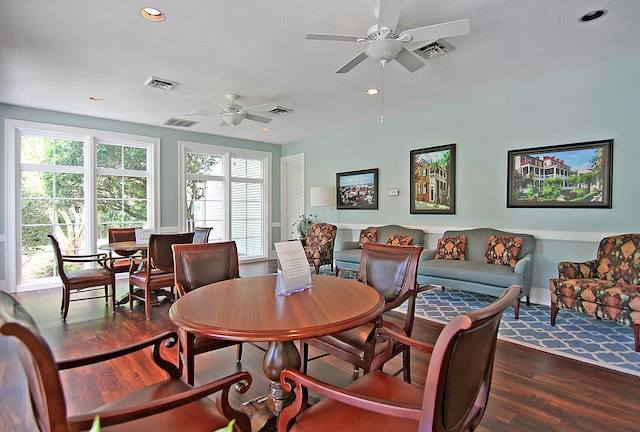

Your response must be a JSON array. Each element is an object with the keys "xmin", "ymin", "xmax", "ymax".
[
  {"xmin": 180, "ymin": 141, "xmax": 271, "ymax": 261},
  {"xmin": 5, "ymin": 120, "xmax": 159, "ymax": 291}
]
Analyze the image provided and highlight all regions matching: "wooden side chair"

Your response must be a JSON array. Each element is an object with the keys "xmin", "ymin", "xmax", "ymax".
[
  {"xmin": 107, "ymin": 227, "xmax": 142, "ymax": 275},
  {"xmin": 0, "ymin": 290, "xmax": 252, "ymax": 432},
  {"xmin": 129, "ymin": 232, "xmax": 195, "ymax": 320},
  {"xmin": 192, "ymin": 227, "xmax": 213, "ymax": 244},
  {"xmin": 279, "ymin": 285, "xmax": 522, "ymax": 432},
  {"xmin": 48, "ymin": 234, "xmax": 115, "ymax": 320},
  {"xmin": 172, "ymin": 241, "xmax": 244, "ymax": 385},
  {"xmin": 303, "ymin": 223, "xmax": 337, "ymax": 274},
  {"xmin": 301, "ymin": 242, "xmax": 423, "ymax": 382}
]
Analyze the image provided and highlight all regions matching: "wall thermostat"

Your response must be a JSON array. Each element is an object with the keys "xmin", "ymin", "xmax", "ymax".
[{"xmin": 389, "ymin": 189, "xmax": 400, "ymax": 196}]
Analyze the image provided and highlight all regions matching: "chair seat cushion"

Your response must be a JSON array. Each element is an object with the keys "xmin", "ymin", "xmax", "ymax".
[
  {"xmin": 289, "ymin": 370, "xmax": 421, "ymax": 432},
  {"xmin": 551, "ymin": 278, "xmax": 640, "ymax": 310},
  {"xmin": 312, "ymin": 323, "xmax": 388, "ymax": 362},
  {"xmin": 130, "ymin": 269, "xmax": 174, "ymax": 288},
  {"xmin": 67, "ymin": 268, "xmax": 112, "ymax": 285},
  {"xmin": 92, "ymin": 379, "xmax": 232, "ymax": 432}
]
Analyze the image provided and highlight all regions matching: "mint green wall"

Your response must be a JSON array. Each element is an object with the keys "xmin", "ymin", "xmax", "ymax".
[
  {"xmin": 0, "ymin": 105, "xmax": 282, "ymax": 281},
  {"xmin": 282, "ymin": 53, "xmax": 640, "ymax": 295}
]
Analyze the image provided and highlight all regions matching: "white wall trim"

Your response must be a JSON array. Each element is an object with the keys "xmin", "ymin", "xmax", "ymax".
[{"xmin": 334, "ymin": 223, "xmax": 616, "ymax": 244}]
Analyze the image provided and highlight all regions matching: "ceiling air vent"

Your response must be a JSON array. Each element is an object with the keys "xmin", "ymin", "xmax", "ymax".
[
  {"xmin": 412, "ymin": 39, "xmax": 455, "ymax": 60},
  {"xmin": 144, "ymin": 76, "xmax": 180, "ymax": 91},
  {"xmin": 163, "ymin": 118, "xmax": 199, "ymax": 128},
  {"xmin": 267, "ymin": 106, "xmax": 294, "ymax": 115}
]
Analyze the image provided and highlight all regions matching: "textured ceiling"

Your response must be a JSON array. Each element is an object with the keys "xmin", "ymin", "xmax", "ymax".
[{"xmin": 1, "ymin": 0, "xmax": 639, "ymax": 144}]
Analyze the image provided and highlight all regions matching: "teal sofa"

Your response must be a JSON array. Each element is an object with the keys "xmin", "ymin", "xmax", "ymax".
[
  {"xmin": 418, "ymin": 228, "xmax": 535, "ymax": 318},
  {"xmin": 334, "ymin": 224, "xmax": 427, "ymax": 277}
]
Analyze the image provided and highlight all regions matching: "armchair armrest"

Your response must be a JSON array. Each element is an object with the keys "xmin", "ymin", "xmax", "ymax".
[
  {"xmin": 557, "ymin": 259, "xmax": 598, "ymax": 279},
  {"xmin": 67, "ymin": 371, "xmax": 252, "ymax": 430},
  {"xmin": 57, "ymin": 331, "xmax": 179, "ymax": 375}
]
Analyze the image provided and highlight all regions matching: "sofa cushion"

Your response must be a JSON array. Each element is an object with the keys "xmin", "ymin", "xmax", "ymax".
[
  {"xmin": 358, "ymin": 228, "xmax": 377, "ymax": 248},
  {"xmin": 419, "ymin": 259, "xmax": 523, "ymax": 288},
  {"xmin": 386, "ymin": 234, "xmax": 412, "ymax": 246},
  {"xmin": 434, "ymin": 235, "xmax": 466, "ymax": 260},
  {"xmin": 484, "ymin": 235, "xmax": 522, "ymax": 267}
]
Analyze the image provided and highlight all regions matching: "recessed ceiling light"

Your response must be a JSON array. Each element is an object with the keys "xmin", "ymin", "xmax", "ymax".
[
  {"xmin": 579, "ymin": 9, "xmax": 607, "ymax": 22},
  {"xmin": 89, "ymin": 96, "xmax": 103, "ymax": 101},
  {"xmin": 261, "ymin": 127, "xmax": 271, "ymax": 132},
  {"xmin": 141, "ymin": 7, "xmax": 165, "ymax": 22},
  {"xmin": 365, "ymin": 88, "xmax": 380, "ymax": 95}
]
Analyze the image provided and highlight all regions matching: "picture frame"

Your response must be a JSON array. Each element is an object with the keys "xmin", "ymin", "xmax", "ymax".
[
  {"xmin": 507, "ymin": 139, "xmax": 613, "ymax": 208},
  {"xmin": 336, "ymin": 168, "xmax": 378, "ymax": 210},
  {"xmin": 410, "ymin": 144, "xmax": 456, "ymax": 214}
]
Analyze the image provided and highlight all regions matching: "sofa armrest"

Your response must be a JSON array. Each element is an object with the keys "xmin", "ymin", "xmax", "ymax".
[
  {"xmin": 514, "ymin": 254, "xmax": 531, "ymax": 275},
  {"xmin": 420, "ymin": 249, "xmax": 436, "ymax": 261},
  {"xmin": 338, "ymin": 241, "xmax": 359, "ymax": 251},
  {"xmin": 557, "ymin": 259, "xmax": 598, "ymax": 279}
]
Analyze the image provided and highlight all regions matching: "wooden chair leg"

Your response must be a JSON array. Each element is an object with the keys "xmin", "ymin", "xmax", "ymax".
[
  {"xmin": 632, "ymin": 323, "xmax": 639, "ymax": 352},
  {"xmin": 144, "ymin": 289, "xmax": 151, "ymax": 320},
  {"xmin": 550, "ymin": 302, "xmax": 559, "ymax": 326},
  {"xmin": 236, "ymin": 343, "xmax": 243, "ymax": 362},
  {"xmin": 301, "ymin": 341, "xmax": 309, "ymax": 374},
  {"xmin": 403, "ymin": 348, "xmax": 411, "ymax": 383},
  {"xmin": 62, "ymin": 288, "xmax": 70, "ymax": 320}
]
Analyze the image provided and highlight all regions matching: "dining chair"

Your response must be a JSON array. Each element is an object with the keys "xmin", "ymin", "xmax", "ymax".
[
  {"xmin": 48, "ymin": 234, "xmax": 116, "ymax": 320},
  {"xmin": 279, "ymin": 285, "xmax": 522, "ymax": 432},
  {"xmin": 192, "ymin": 226, "xmax": 213, "ymax": 244},
  {"xmin": 172, "ymin": 241, "xmax": 245, "ymax": 385},
  {"xmin": 107, "ymin": 227, "xmax": 143, "ymax": 274},
  {"xmin": 0, "ymin": 290, "xmax": 252, "ymax": 432},
  {"xmin": 129, "ymin": 232, "xmax": 195, "ymax": 320},
  {"xmin": 301, "ymin": 242, "xmax": 423, "ymax": 382}
]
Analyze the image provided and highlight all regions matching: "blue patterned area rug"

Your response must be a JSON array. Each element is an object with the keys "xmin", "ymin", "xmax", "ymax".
[
  {"xmin": 410, "ymin": 287, "xmax": 640, "ymax": 377},
  {"xmin": 325, "ymin": 268, "xmax": 640, "ymax": 377}
]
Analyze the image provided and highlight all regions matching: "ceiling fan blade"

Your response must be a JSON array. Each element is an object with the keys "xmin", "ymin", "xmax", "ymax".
[
  {"xmin": 336, "ymin": 51, "xmax": 369, "ymax": 74},
  {"xmin": 305, "ymin": 33, "xmax": 361, "ymax": 42},
  {"xmin": 244, "ymin": 113, "xmax": 272, "ymax": 124},
  {"xmin": 394, "ymin": 48, "xmax": 426, "ymax": 72},
  {"xmin": 402, "ymin": 18, "xmax": 470, "ymax": 42},
  {"xmin": 242, "ymin": 103, "xmax": 269, "ymax": 112},
  {"xmin": 377, "ymin": 0, "xmax": 404, "ymax": 31}
]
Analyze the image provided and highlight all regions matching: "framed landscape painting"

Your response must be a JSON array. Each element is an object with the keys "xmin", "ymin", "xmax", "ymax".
[
  {"xmin": 410, "ymin": 144, "xmax": 456, "ymax": 214},
  {"xmin": 336, "ymin": 168, "xmax": 378, "ymax": 210},
  {"xmin": 507, "ymin": 139, "xmax": 613, "ymax": 208}
]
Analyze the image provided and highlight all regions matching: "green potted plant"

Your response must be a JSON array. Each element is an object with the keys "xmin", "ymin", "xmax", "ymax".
[{"xmin": 292, "ymin": 214, "xmax": 318, "ymax": 242}]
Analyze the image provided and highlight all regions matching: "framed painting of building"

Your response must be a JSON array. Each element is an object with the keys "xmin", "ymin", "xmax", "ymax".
[
  {"xmin": 336, "ymin": 168, "xmax": 378, "ymax": 210},
  {"xmin": 410, "ymin": 144, "xmax": 456, "ymax": 214},
  {"xmin": 507, "ymin": 139, "xmax": 613, "ymax": 208}
]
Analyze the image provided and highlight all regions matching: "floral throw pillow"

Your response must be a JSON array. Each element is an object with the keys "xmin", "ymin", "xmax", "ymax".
[
  {"xmin": 358, "ymin": 228, "xmax": 377, "ymax": 248},
  {"xmin": 484, "ymin": 235, "xmax": 522, "ymax": 267},
  {"xmin": 386, "ymin": 234, "xmax": 413, "ymax": 246},
  {"xmin": 434, "ymin": 235, "xmax": 467, "ymax": 260}
]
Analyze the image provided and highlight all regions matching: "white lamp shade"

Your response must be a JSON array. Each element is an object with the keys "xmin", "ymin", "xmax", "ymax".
[{"xmin": 310, "ymin": 186, "xmax": 335, "ymax": 207}]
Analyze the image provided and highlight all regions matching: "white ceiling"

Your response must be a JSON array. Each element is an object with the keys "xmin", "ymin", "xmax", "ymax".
[{"xmin": 1, "ymin": 0, "xmax": 639, "ymax": 145}]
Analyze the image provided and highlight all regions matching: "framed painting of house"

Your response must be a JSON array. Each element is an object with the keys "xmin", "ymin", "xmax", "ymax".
[
  {"xmin": 507, "ymin": 139, "xmax": 613, "ymax": 208},
  {"xmin": 410, "ymin": 144, "xmax": 456, "ymax": 214},
  {"xmin": 336, "ymin": 168, "xmax": 378, "ymax": 210}
]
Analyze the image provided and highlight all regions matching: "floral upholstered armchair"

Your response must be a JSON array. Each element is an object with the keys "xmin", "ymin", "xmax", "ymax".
[
  {"xmin": 304, "ymin": 223, "xmax": 337, "ymax": 274},
  {"xmin": 550, "ymin": 233, "xmax": 640, "ymax": 352}
]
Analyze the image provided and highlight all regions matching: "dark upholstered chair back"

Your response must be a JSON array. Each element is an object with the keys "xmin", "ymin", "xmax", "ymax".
[
  {"xmin": 108, "ymin": 227, "xmax": 140, "ymax": 257},
  {"xmin": 173, "ymin": 241, "xmax": 240, "ymax": 296},
  {"xmin": 596, "ymin": 234, "xmax": 640, "ymax": 284},
  {"xmin": 192, "ymin": 227, "xmax": 213, "ymax": 244},
  {"xmin": 358, "ymin": 242, "xmax": 422, "ymax": 312},
  {"xmin": 422, "ymin": 285, "xmax": 521, "ymax": 430},
  {"xmin": 148, "ymin": 233, "xmax": 195, "ymax": 272}
]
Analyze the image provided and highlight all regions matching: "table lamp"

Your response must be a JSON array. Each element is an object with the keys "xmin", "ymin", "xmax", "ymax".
[{"xmin": 310, "ymin": 186, "xmax": 335, "ymax": 222}]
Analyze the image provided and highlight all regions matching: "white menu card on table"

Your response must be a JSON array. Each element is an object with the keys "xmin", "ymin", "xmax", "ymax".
[{"xmin": 274, "ymin": 240, "xmax": 313, "ymax": 296}]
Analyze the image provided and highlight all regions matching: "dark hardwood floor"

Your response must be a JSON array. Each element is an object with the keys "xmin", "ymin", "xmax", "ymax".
[{"xmin": 1, "ymin": 260, "xmax": 639, "ymax": 431}]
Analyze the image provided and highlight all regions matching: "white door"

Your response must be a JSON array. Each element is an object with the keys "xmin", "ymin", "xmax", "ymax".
[{"xmin": 280, "ymin": 154, "xmax": 305, "ymax": 241}]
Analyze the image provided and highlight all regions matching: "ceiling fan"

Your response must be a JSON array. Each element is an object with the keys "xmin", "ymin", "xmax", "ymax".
[
  {"xmin": 187, "ymin": 93, "xmax": 272, "ymax": 127},
  {"xmin": 305, "ymin": 0, "xmax": 470, "ymax": 73}
]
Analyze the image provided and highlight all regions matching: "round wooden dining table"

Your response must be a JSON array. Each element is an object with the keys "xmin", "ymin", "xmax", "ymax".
[{"xmin": 169, "ymin": 274, "xmax": 385, "ymax": 416}]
